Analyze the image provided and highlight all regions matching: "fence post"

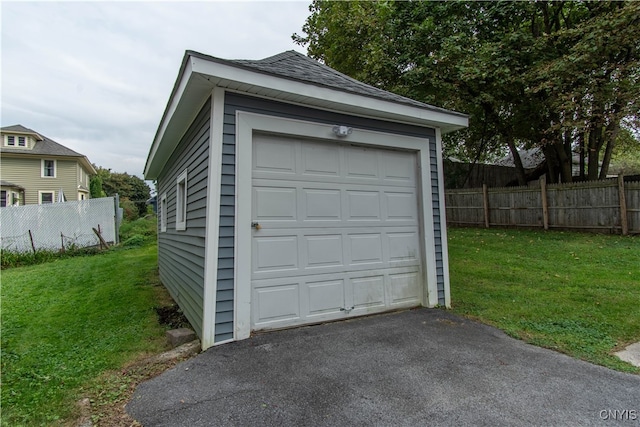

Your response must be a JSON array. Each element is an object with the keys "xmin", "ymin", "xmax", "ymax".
[
  {"xmin": 618, "ymin": 174, "xmax": 628, "ymax": 236},
  {"xmin": 482, "ymin": 184, "xmax": 490, "ymax": 228},
  {"xmin": 28, "ymin": 230, "xmax": 36, "ymax": 253},
  {"xmin": 114, "ymin": 194, "xmax": 120, "ymax": 244},
  {"xmin": 540, "ymin": 175, "xmax": 549, "ymax": 230}
]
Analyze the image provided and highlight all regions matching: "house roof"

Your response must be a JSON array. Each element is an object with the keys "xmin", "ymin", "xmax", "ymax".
[
  {"xmin": 0, "ymin": 180, "xmax": 25, "ymax": 190},
  {"xmin": 496, "ymin": 148, "xmax": 546, "ymax": 170},
  {"xmin": 1, "ymin": 125, "xmax": 96, "ymax": 174},
  {"xmin": 221, "ymin": 50, "xmax": 465, "ymax": 118},
  {"xmin": 146, "ymin": 50, "xmax": 468, "ymax": 178}
]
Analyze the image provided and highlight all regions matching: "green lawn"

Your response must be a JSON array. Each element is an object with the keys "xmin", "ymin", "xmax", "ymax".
[
  {"xmin": 447, "ymin": 227, "xmax": 640, "ymax": 373},
  {"xmin": 2, "ymin": 226, "xmax": 638, "ymax": 425},
  {"xmin": 1, "ymin": 243, "xmax": 168, "ymax": 426}
]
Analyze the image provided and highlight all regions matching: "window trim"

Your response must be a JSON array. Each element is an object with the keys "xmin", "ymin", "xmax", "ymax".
[
  {"xmin": 160, "ymin": 193, "xmax": 167, "ymax": 232},
  {"xmin": 41, "ymin": 159, "xmax": 57, "ymax": 178},
  {"xmin": 39, "ymin": 190, "xmax": 55, "ymax": 204},
  {"xmin": 175, "ymin": 169, "xmax": 188, "ymax": 231}
]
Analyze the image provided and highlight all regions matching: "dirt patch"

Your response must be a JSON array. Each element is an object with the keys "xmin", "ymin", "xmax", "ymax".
[
  {"xmin": 74, "ymin": 342, "xmax": 199, "ymax": 427},
  {"xmin": 154, "ymin": 305, "xmax": 191, "ymax": 329}
]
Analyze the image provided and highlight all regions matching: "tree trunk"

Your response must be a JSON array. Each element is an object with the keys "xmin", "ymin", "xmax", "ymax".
[
  {"xmin": 505, "ymin": 138, "xmax": 527, "ymax": 186},
  {"xmin": 578, "ymin": 131, "xmax": 586, "ymax": 180},
  {"xmin": 599, "ymin": 121, "xmax": 620, "ymax": 179},
  {"xmin": 543, "ymin": 144, "xmax": 560, "ymax": 184},
  {"xmin": 587, "ymin": 126, "xmax": 603, "ymax": 181},
  {"xmin": 553, "ymin": 138, "xmax": 572, "ymax": 183}
]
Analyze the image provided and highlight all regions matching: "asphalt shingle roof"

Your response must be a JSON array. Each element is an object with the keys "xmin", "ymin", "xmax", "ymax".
[
  {"xmin": 189, "ymin": 50, "xmax": 466, "ymax": 118},
  {"xmin": 0, "ymin": 180, "xmax": 24, "ymax": 190},
  {"xmin": 0, "ymin": 124, "xmax": 85, "ymax": 157}
]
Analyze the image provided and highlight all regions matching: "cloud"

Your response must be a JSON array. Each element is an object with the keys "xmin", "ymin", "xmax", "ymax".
[{"xmin": 1, "ymin": 1, "xmax": 310, "ymax": 178}]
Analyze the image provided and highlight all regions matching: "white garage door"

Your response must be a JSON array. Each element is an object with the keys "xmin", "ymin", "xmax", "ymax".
[{"xmin": 251, "ymin": 133, "xmax": 422, "ymax": 330}]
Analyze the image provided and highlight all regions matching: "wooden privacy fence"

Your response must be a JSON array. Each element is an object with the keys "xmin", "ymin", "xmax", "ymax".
[{"xmin": 445, "ymin": 176, "xmax": 640, "ymax": 235}]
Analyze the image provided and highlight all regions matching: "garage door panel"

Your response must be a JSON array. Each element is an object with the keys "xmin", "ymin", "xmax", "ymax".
[
  {"xmin": 388, "ymin": 232, "xmax": 421, "ymax": 263},
  {"xmin": 351, "ymin": 276, "xmax": 386, "ymax": 309},
  {"xmin": 303, "ymin": 189, "xmax": 342, "ymax": 221},
  {"xmin": 383, "ymin": 151, "xmax": 417, "ymax": 184},
  {"xmin": 307, "ymin": 279, "xmax": 345, "ymax": 316},
  {"xmin": 253, "ymin": 235, "xmax": 298, "ymax": 273},
  {"xmin": 254, "ymin": 187, "xmax": 297, "ymax": 221},
  {"xmin": 253, "ymin": 136, "xmax": 297, "ymax": 175},
  {"xmin": 385, "ymin": 191, "xmax": 418, "ymax": 221},
  {"xmin": 302, "ymin": 144, "xmax": 341, "ymax": 177},
  {"xmin": 347, "ymin": 191, "xmax": 381, "ymax": 220},
  {"xmin": 304, "ymin": 235, "xmax": 343, "ymax": 268},
  {"xmin": 253, "ymin": 283, "xmax": 300, "ymax": 325},
  {"xmin": 347, "ymin": 233, "xmax": 384, "ymax": 265},
  {"xmin": 389, "ymin": 272, "xmax": 421, "ymax": 304},
  {"xmin": 345, "ymin": 146, "xmax": 379, "ymax": 179}
]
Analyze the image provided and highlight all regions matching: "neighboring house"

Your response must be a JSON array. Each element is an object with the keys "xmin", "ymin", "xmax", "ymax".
[
  {"xmin": 0, "ymin": 125, "xmax": 96, "ymax": 206},
  {"xmin": 144, "ymin": 50, "xmax": 468, "ymax": 349}
]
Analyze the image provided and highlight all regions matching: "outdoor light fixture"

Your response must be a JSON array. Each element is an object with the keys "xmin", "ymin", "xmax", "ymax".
[{"xmin": 332, "ymin": 125, "xmax": 352, "ymax": 137}]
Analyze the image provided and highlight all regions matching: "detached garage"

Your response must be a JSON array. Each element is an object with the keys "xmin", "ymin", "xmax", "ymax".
[{"xmin": 144, "ymin": 50, "xmax": 468, "ymax": 350}]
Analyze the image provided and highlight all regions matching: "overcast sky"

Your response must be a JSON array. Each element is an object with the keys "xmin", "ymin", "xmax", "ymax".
[{"xmin": 1, "ymin": 1, "xmax": 311, "ymax": 178}]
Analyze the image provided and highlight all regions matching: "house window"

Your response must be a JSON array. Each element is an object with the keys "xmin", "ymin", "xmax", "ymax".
[
  {"xmin": 42, "ymin": 159, "xmax": 56, "ymax": 177},
  {"xmin": 18, "ymin": 136, "xmax": 26, "ymax": 147},
  {"xmin": 6, "ymin": 136, "xmax": 15, "ymax": 146},
  {"xmin": 0, "ymin": 191, "xmax": 6, "ymax": 207},
  {"xmin": 160, "ymin": 193, "xmax": 167, "ymax": 232},
  {"xmin": 39, "ymin": 191, "xmax": 55, "ymax": 204},
  {"xmin": 175, "ymin": 169, "xmax": 187, "ymax": 231}
]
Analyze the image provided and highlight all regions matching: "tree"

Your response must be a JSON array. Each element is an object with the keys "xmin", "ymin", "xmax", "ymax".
[
  {"xmin": 89, "ymin": 174, "xmax": 106, "ymax": 198},
  {"xmin": 93, "ymin": 166, "xmax": 151, "ymax": 218},
  {"xmin": 294, "ymin": 1, "xmax": 640, "ymax": 183}
]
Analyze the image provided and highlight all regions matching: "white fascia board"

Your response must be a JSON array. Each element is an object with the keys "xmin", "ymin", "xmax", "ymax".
[
  {"xmin": 146, "ymin": 53, "xmax": 469, "ymax": 178},
  {"xmin": 144, "ymin": 60, "xmax": 195, "ymax": 179},
  {"xmin": 190, "ymin": 56, "xmax": 469, "ymax": 132}
]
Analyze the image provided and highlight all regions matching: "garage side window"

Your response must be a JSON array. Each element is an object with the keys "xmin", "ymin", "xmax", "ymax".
[
  {"xmin": 175, "ymin": 169, "xmax": 188, "ymax": 231},
  {"xmin": 160, "ymin": 193, "xmax": 167, "ymax": 232}
]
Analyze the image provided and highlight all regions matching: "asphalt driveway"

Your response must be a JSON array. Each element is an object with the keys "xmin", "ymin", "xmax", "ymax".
[{"xmin": 127, "ymin": 309, "xmax": 639, "ymax": 426}]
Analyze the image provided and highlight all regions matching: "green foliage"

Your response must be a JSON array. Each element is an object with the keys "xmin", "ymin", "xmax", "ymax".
[
  {"xmin": 1, "ymin": 247, "xmax": 104, "ymax": 270},
  {"xmin": 89, "ymin": 172, "xmax": 106, "ymax": 198},
  {"xmin": 119, "ymin": 216, "xmax": 158, "ymax": 244},
  {"xmin": 94, "ymin": 166, "xmax": 151, "ymax": 217},
  {"xmin": 0, "ymin": 244, "xmax": 168, "ymax": 425},
  {"xmin": 610, "ymin": 127, "xmax": 640, "ymax": 175},
  {"xmin": 122, "ymin": 235, "xmax": 145, "ymax": 247},
  {"xmin": 120, "ymin": 197, "xmax": 139, "ymax": 221},
  {"xmin": 295, "ymin": 1, "xmax": 640, "ymax": 183},
  {"xmin": 447, "ymin": 228, "xmax": 640, "ymax": 373}
]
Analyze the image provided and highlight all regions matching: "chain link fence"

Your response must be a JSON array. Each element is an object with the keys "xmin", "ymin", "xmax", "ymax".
[{"xmin": 0, "ymin": 197, "xmax": 120, "ymax": 253}]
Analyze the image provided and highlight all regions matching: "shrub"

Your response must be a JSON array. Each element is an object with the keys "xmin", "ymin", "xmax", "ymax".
[
  {"xmin": 119, "ymin": 216, "xmax": 157, "ymax": 243},
  {"xmin": 122, "ymin": 235, "xmax": 145, "ymax": 247}
]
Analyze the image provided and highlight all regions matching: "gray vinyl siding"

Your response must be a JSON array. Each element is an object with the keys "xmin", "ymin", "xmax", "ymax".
[
  {"xmin": 213, "ymin": 119, "xmax": 236, "ymax": 342},
  {"xmin": 157, "ymin": 99, "xmax": 211, "ymax": 338},
  {"xmin": 430, "ymin": 141, "xmax": 446, "ymax": 305},
  {"xmin": 214, "ymin": 92, "xmax": 443, "ymax": 340}
]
